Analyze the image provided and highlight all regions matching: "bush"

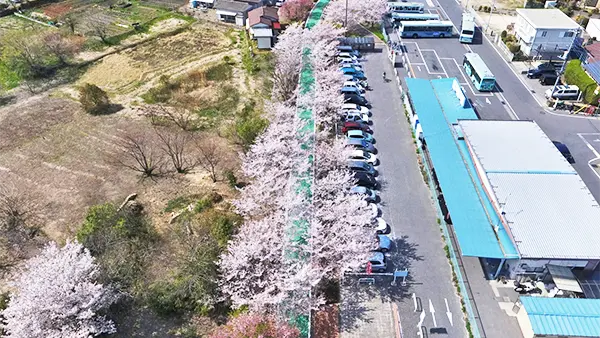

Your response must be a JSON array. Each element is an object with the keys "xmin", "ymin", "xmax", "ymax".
[
  {"xmin": 234, "ymin": 115, "xmax": 268, "ymax": 149},
  {"xmin": 223, "ymin": 169, "xmax": 238, "ymax": 188},
  {"xmin": 78, "ymin": 83, "xmax": 110, "ymax": 114},
  {"xmin": 77, "ymin": 202, "xmax": 156, "ymax": 287},
  {"xmin": 165, "ymin": 195, "xmax": 202, "ymax": 212},
  {"xmin": 564, "ymin": 59, "xmax": 600, "ymax": 103},
  {"xmin": 501, "ymin": 30, "xmax": 508, "ymax": 40},
  {"xmin": 194, "ymin": 196, "xmax": 214, "ymax": 213},
  {"xmin": 478, "ymin": 5, "xmax": 483, "ymax": 10},
  {"xmin": 507, "ymin": 42, "xmax": 521, "ymax": 53},
  {"xmin": 205, "ymin": 63, "xmax": 233, "ymax": 82},
  {"xmin": 0, "ymin": 291, "xmax": 9, "ymax": 311}
]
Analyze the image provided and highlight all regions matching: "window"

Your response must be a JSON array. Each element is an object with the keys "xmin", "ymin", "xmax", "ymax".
[
  {"xmin": 564, "ymin": 31, "xmax": 574, "ymax": 38},
  {"xmin": 541, "ymin": 30, "xmax": 547, "ymax": 37}
]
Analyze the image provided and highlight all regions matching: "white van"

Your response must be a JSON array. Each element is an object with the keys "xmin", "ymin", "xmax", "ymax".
[
  {"xmin": 343, "ymin": 81, "xmax": 366, "ymax": 93},
  {"xmin": 545, "ymin": 85, "xmax": 580, "ymax": 100}
]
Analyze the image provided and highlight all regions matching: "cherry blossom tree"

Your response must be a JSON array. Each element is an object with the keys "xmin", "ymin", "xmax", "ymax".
[
  {"xmin": 210, "ymin": 313, "xmax": 300, "ymax": 338},
  {"xmin": 0, "ymin": 241, "xmax": 119, "ymax": 338},
  {"xmin": 272, "ymin": 24, "xmax": 304, "ymax": 103},
  {"xmin": 279, "ymin": 0, "xmax": 314, "ymax": 24},
  {"xmin": 324, "ymin": 0, "xmax": 386, "ymax": 27}
]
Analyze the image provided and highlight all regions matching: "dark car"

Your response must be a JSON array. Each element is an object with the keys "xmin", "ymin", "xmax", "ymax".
[
  {"xmin": 552, "ymin": 141, "xmax": 575, "ymax": 163},
  {"xmin": 344, "ymin": 93, "xmax": 370, "ymax": 107},
  {"xmin": 342, "ymin": 121, "xmax": 373, "ymax": 134},
  {"xmin": 539, "ymin": 73, "xmax": 559, "ymax": 86},
  {"xmin": 353, "ymin": 171, "xmax": 378, "ymax": 190},
  {"xmin": 346, "ymin": 138, "xmax": 377, "ymax": 154},
  {"xmin": 527, "ymin": 63, "xmax": 557, "ymax": 79}
]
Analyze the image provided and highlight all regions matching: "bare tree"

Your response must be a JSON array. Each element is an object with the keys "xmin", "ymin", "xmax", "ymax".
[
  {"xmin": 155, "ymin": 128, "xmax": 197, "ymax": 173},
  {"xmin": 60, "ymin": 13, "xmax": 78, "ymax": 34},
  {"xmin": 146, "ymin": 105, "xmax": 198, "ymax": 132},
  {"xmin": 42, "ymin": 31, "xmax": 82, "ymax": 65},
  {"xmin": 87, "ymin": 20, "xmax": 109, "ymax": 44},
  {"xmin": 197, "ymin": 140, "xmax": 223, "ymax": 183},
  {"xmin": 115, "ymin": 133, "xmax": 165, "ymax": 177}
]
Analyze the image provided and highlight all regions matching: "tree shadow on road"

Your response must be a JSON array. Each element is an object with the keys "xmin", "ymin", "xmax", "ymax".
[{"xmin": 339, "ymin": 235, "xmax": 423, "ymax": 333}]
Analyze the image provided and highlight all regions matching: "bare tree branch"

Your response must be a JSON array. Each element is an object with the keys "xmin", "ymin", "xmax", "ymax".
[
  {"xmin": 155, "ymin": 128, "xmax": 197, "ymax": 173},
  {"xmin": 145, "ymin": 105, "xmax": 198, "ymax": 132},
  {"xmin": 115, "ymin": 133, "xmax": 165, "ymax": 177},
  {"xmin": 87, "ymin": 20, "xmax": 109, "ymax": 44},
  {"xmin": 197, "ymin": 140, "xmax": 223, "ymax": 183}
]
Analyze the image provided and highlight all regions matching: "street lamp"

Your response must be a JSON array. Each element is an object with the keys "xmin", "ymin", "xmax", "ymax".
[
  {"xmin": 551, "ymin": 28, "xmax": 581, "ymax": 102},
  {"xmin": 484, "ymin": 0, "xmax": 496, "ymax": 34}
]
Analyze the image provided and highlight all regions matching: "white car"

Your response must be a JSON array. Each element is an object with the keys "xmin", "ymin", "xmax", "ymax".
[
  {"xmin": 349, "ymin": 149, "xmax": 378, "ymax": 165},
  {"xmin": 337, "ymin": 52, "xmax": 359, "ymax": 60},
  {"xmin": 342, "ymin": 103, "xmax": 370, "ymax": 115},
  {"xmin": 344, "ymin": 111, "xmax": 370, "ymax": 124},
  {"xmin": 350, "ymin": 186, "xmax": 377, "ymax": 202},
  {"xmin": 373, "ymin": 217, "xmax": 389, "ymax": 234},
  {"xmin": 343, "ymin": 81, "xmax": 366, "ymax": 93}
]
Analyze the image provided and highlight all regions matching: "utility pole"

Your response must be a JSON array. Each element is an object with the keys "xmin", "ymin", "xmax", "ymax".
[
  {"xmin": 485, "ymin": 0, "xmax": 496, "ymax": 34},
  {"xmin": 344, "ymin": 0, "xmax": 348, "ymax": 27},
  {"xmin": 552, "ymin": 28, "xmax": 580, "ymax": 104}
]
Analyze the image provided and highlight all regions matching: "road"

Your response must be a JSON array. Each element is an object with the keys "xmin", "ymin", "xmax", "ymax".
[{"xmin": 358, "ymin": 45, "xmax": 467, "ymax": 337}]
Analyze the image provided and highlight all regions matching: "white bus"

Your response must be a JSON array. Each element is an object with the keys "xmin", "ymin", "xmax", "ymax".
[
  {"xmin": 387, "ymin": 2, "xmax": 425, "ymax": 13},
  {"xmin": 459, "ymin": 13, "xmax": 475, "ymax": 43},
  {"xmin": 463, "ymin": 52, "xmax": 496, "ymax": 91},
  {"xmin": 391, "ymin": 13, "xmax": 439, "ymax": 21},
  {"xmin": 398, "ymin": 20, "xmax": 454, "ymax": 38}
]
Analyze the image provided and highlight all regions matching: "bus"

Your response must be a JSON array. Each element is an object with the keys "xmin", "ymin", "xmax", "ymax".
[
  {"xmin": 398, "ymin": 20, "xmax": 454, "ymax": 38},
  {"xmin": 459, "ymin": 13, "xmax": 475, "ymax": 43},
  {"xmin": 391, "ymin": 13, "xmax": 439, "ymax": 21},
  {"xmin": 463, "ymin": 52, "xmax": 495, "ymax": 91},
  {"xmin": 387, "ymin": 2, "xmax": 425, "ymax": 13}
]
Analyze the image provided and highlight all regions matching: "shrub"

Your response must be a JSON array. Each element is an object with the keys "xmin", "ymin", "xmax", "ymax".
[
  {"xmin": 564, "ymin": 59, "xmax": 600, "ymax": 103},
  {"xmin": 501, "ymin": 30, "xmax": 508, "ymax": 41},
  {"xmin": 507, "ymin": 42, "xmax": 521, "ymax": 53},
  {"xmin": 165, "ymin": 195, "xmax": 201, "ymax": 212},
  {"xmin": 478, "ymin": 5, "xmax": 483, "ymax": 10},
  {"xmin": 194, "ymin": 196, "xmax": 214, "ymax": 213},
  {"xmin": 205, "ymin": 63, "xmax": 233, "ymax": 82},
  {"xmin": 235, "ymin": 115, "xmax": 268, "ymax": 149},
  {"xmin": 0, "ymin": 291, "xmax": 9, "ymax": 311},
  {"xmin": 223, "ymin": 169, "xmax": 238, "ymax": 188},
  {"xmin": 78, "ymin": 83, "xmax": 110, "ymax": 114}
]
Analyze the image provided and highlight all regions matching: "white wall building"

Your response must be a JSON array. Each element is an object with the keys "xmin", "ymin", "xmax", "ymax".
[
  {"xmin": 515, "ymin": 8, "xmax": 580, "ymax": 58},
  {"xmin": 587, "ymin": 18, "xmax": 600, "ymax": 41}
]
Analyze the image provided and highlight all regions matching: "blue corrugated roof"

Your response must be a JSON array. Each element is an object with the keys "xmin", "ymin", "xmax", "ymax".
[
  {"xmin": 583, "ymin": 61, "xmax": 600, "ymax": 85},
  {"xmin": 521, "ymin": 297, "xmax": 600, "ymax": 337},
  {"xmin": 405, "ymin": 77, "xmax": 512, "ymax": 258}
]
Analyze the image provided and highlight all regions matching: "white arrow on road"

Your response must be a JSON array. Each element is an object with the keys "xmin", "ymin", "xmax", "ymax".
[
  {"xmin": 445, "ymin": 298, "xmax": 454, "ymax": 327},
  {"xmin": 417, "ymin": 310, "xmax": 426, "ymax": 332},
  {"xmin": 413, "ymin": 293, "xmax": 418, "ymax": 312},
  {"xmin": 486, "ymin": 97, "xmax": 491, "ymax": 104},
  {"xmin": 429, "ymin": 299, "xmax": 437, "ymax": 327},
  {"xmin": 417, "ymin": 66, "xmax": 421, "ymax": 72}
]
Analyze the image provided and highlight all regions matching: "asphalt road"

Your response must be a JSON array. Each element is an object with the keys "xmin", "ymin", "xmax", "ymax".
[{"xmin": 361, "ymin": 46, "xmax": 467, "ymax": 337}]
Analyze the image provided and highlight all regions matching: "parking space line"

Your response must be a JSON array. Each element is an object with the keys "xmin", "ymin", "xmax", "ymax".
[
  {"xmin": 418, "ymin": 48, "xmax": 449, "ymax": 77},
  {"xmin": 403, "ymin": 41, "xmax": 434, "ymax": 74}
]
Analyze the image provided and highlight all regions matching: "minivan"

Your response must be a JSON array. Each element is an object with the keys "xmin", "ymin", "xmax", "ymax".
[
  {"xmin": 347, "ymin": 160, "xmax": 376, "ymax": 176},
  {"xmin": 545, "ymin": 85, "xmax": 580, "ymax": 100}
]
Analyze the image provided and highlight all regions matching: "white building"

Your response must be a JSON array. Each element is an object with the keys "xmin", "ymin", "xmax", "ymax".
[
  {"xmin": 587, "ymin": 18, "xmax": 600, "ymax": 41},
  {"xmin": 515, "ymin": 8, "xmax": 580, "ymax": 58}
]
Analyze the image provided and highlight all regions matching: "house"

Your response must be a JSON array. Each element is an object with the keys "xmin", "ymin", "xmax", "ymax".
[
  {"xmin": 515, "ymin": 297, "xmax": 600, "ymax": 338},
  {"xmin": 214, "ymin": 0, "xmax": 251, "ymax": 26},
  {"xmin": 587, "ymin": 18, "xmax": 600, "ymax": 40},
  {"xmin": 582, "ymin": 42, "xmax": 600, "ymax": 85},
  {"xmin": 246, "ymin": 6, "xmax": 280, "ymax": 49},
  {"xmin": 515, "ymin": 8, "xmax": 580, "ymax": 59}
]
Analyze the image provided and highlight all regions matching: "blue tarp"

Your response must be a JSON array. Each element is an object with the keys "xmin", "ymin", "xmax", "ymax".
[
  {"xmin": 521, "ymin": 297, "xmax": 600, "ymax": 337},
  {"xmin": 406, "ymin": 77, "xmax": 518, "ymax": 259}
]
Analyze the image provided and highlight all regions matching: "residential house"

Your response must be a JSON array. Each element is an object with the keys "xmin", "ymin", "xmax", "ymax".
[
  {"xmin": 582, "ymin": 42, "xmax": 600, "ymax": 86},
  {"xmin": 214, "ymin": 0, "xmax": 250, "ymax": 26},
  {"xmin": 246, "ymin": 6, "xmax": 280, "ymax": 49},
  {"xmin": 587, "ymin": 18, "xmax": 600, "ymax": 40},
  {"xmin": 515, "ymin": 8, "xmax": 580, "ymax": 59}
]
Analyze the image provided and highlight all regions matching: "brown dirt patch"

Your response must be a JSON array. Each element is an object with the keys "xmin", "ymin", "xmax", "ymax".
[{"xmin": 313, "ymin": 304, "xmax": 340, "ymax": 338}]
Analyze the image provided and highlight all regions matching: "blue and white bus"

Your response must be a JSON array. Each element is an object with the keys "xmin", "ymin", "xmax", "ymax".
[
  {"xmin": 387, "ymin": 2, "xmax": 425, "ymax": 13},
  {"xmin": 459, "ymin": 13, "xmax": 475, "ymax": 43},
  {"xmin": 463, "ymin": 52, "xmax": 495, "ymax": 91},
  {"xmin": 398, "ymin": 20, "xmax": 454, "ymax": 38},
  {"xmin": 391, "ymin": 13, "xmax": 439, "ymax": 21}
]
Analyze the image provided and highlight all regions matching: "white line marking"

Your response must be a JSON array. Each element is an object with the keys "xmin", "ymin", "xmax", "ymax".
[
  {"xmin": 413, "ymin": 293, "xmax": 418, "ymax": 312},
  {"xmin": 579, "ymin": 133, "xmax": 600, "ymax": 158},
  {"xmin": 417, "ymin": 65, "xmax": 422, "ymax": 72},
  {"xmin": 496, "ymin": 91, "xmax": 520, "ymax": 119},
  {"xmin": 486, "ymin": 97, "xmax": 491, "ymax": 104},
  {"xmin": 445, "ymin": 298, "xmax": 454, "ymax": 327},
  {"xmin": 426, "ymin": 0, "xmax": 434, "ymax": 7},
  {"xmin": 429, "ymin": 299, "xmax": 437, "ymax": 327}
]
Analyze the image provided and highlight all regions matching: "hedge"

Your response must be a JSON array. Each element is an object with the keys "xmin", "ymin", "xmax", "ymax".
[{"xmin": 564, "ymin": 59, "xmax": 600, "ymax": 104}]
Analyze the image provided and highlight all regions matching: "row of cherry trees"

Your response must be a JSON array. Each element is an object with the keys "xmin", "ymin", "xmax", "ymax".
[
  {"xmin": 219, "ymin": 21, "xmax": 376, "ymax": 323},
  {"xmin": 323, "ymin": 0, "xmax": 387, "ymax": 27}
]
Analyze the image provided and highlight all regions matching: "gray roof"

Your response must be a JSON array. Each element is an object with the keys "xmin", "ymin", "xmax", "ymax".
[
  {"xmin": 459, "ymin": 120, "xmax": 600, "ymax": 259},
  {"xmin": 459, "ymin": 120, "xmax": 575, "ymax": 174},
  {"xmin": 214, "ymin": 0, "xmax": 250, "ymax": 12},
  {"xmin": 516, "ymin": 8, "xmax": 579, "ymax": 30},
  {"xmin": 487, "ymin": 172, "xmax": 600, "ymax": 259}
]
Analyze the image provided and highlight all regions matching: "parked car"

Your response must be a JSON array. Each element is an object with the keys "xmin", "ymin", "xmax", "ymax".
[
  {"xmin": 342, "ymin": 103, "xmax": 370, "ymax": 115},
  {"xmin": 337, "ymin": 52, "xmax": 359, "ymax": 60},
  {"xmin": 347, "ymin": 160, "xmax": 376, "ymax": 176},
  {"xmin": 344, "ymin": 93, "xmax": 370, "ymax": 107},
  {"xmin": 340, "ymin": 67, "xmax": 366, "ymax": 78},
  {"xmin": 337, "ymin": 45, "xmax": 361, "ymax": 58},
  {"xmin": 339, "ymin": 59, "xmax": 362, "ymax": 69},
  {"xmin": 353, "ymin": 171, "xmax": 378, "ymax": 190},
  {"xmin": 350, "ymin": 186, "xmax": 377, "ymax": 202},
  {"xmin": 373, "ymin": 217, "xmax": 389, "ymax": 234},
  {"xmin": 347, "ymin": 138, "xmax": 377, "ymax": 153},
  {"xmin": 539, "ymin": 73, "xmax": 559, "ymax": 86},
  {"xmin": 343, "ymin": 81, "xmax": 366, "ymax": 93},
  {"xmin": 376, "ymin": 235, "xmax": 392, "ymax": 253},
  {"xmin": 343, "ymin": 74, "xmax": 368, "ymax": 82},
  {"xmin": 342, "ymin": 121, "xmax": 373, "ymax": 134},
  {"xmin": 552, "ymin": 141, "xmax": 575, "ymax": 163},
  {"xmin": 341, "ymin": 86, "xmax": 365, "ymax": 98},
  {"xmin": 344, "ymin": 112, "xmax": 370, "ymax": 124},
  {"xmin": 348, "ymin": 149, "xmax": 378, "ymax": 165},
  {"xmin": 367, "ymin": 252, "xmax": 387, "ymax": 272},
  {"xmin": 545, "ymin": 85, "xmax": 580, "ymax": 100},
  {"xmin": 527, "ymin": 62, "xmax": 557, "ymax": 78},
  {"xmin": 346, "ymin": 129, "xmax": 374, "ymax": 143}
]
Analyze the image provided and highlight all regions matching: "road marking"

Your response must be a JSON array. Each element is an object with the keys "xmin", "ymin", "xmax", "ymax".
[
  {"xmin": 417, "ymin": 309, "xmax": 426, "ymax": 331},
  {"xmin": 485, "ymin": 97, "xmax": 491, "ymax": 104},
  {"xmin": 437, "ymin": 75, "xmax": 442, "ymax": 79},
  {"xmin": 445, "ymin": 298, "xmax": 454, "ymax": 327},
  {"xmin": 413, "ymin": 293, "xmax": 418, "ymax": 312},
  {"xmin": 429, "ymin": 299, "xmax": 437, "ymax": 327},
  {"xmin": 417, "ymin": 66, "xmax": 421, "ymax": 72},
  {"xmin": 496, "ymin": 91, "xmax": 520, "ymax": 120},
  {"xmin": 449, "ymin": 58, "xmax": 493, "ymax": 97},
  {"xmin": 579, "ymin": 133, "xmax": 600, "ymax": 158},
  {"xmin": 426, "ymin": 0, "xmax": 434, "ymax": 7}
]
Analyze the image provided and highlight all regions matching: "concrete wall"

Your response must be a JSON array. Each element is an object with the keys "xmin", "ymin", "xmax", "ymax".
[
  {"xmin": 587, "ymin": 19, "xmax": 600, "ymax": 40},
  {"xmin": 515, "ymin": 304, "xmax": 535, "ymax": 338}
]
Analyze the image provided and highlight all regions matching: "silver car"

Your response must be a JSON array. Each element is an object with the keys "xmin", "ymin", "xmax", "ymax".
[{"xmin": 368, "ymin": 252, "xmax": 387, "ymax": 272}]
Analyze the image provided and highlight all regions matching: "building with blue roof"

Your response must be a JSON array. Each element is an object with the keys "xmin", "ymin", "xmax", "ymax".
[
  {"xmin": 405, "ymin": 77, "xmax": 600, "ymax": 281},
  {"xmin": 516, "ymin": 296, "xmax": 600, "ymax": 337}
]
